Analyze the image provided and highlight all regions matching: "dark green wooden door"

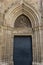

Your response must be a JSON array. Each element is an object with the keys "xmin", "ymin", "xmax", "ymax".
[{"xmin": 13, "ymin": 36, "xmax": 32, "ymax": 65}]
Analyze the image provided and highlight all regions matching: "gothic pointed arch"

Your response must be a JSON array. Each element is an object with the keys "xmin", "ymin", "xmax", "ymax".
[
  {"xmin": 3, "ymin": 1, "xmax": 41, "ymax": 65},
  {"xmin": 14, "ymin": 14, "xmax": 32, "ymax": 28},
  {"xmin": 4, "ymin": 2, "xmax": 40, "ymax": 29}
]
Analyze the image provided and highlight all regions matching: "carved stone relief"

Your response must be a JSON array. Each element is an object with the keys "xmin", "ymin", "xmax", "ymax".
[{"xmin": 14, "ymin": 14, "xmax": 32, "ymax": 28}]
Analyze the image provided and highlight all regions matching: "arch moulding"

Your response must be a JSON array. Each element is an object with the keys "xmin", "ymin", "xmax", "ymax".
[{"xmin": 4, "ymin": 2, "xmax": 39, "ymax": 28}]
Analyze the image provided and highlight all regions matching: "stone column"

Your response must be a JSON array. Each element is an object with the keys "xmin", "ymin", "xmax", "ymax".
[
  {"xmin": 38, "ymin": 0, "xmax": 42, "ymax": 12},
  {"xmin": 8, "ymin": 31, "xmax": 14, "ymax": 65},
  {"xmin": 0, "ymin": 13, "xmax": 4, "ymax": 25},
  {"xmin": 32, "ymin": 27, "xmax": 41, "ymax": 65},
  {"xmin": 36, "ymin": 30, "xmax": 41, "ymax": 62},
  {"xmin": 39, "ymin": 27, "xmax": 43, "ymax": 62},
  {"xmin": 0, "ymin": 27, "xmax": 3, "ymax": 60},
  {"xmin": 32, "ymin": 31, "xmax": 36, "ymax": 62}
]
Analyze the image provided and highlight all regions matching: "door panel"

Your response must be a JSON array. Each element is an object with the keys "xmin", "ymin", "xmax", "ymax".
[{"xmin": 13, "ymin": 36, "xmax": 32, "ymax": 65}]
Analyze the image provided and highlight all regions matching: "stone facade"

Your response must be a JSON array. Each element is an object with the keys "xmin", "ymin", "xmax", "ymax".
[{"xmin": 0, "ymin": 0, "xmax": 43, "ymax": 65}]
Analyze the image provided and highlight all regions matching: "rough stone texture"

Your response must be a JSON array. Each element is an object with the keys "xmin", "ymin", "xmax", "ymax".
[
  {"xmin": 0, "ymin": 0, "xmax": 41, "ymax": 13},
  {"xmin": 0, "ymin": 0, "xmax": 43, "ymax": 65},
  {"xmin": 14, "ymin": 14, "xmax": 32, "ymax": 28}
]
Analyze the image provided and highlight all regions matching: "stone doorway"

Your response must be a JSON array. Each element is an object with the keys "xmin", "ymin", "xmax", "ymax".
[
  {"xmin": 13, "ymin": 36, "xmax": 32, "ymax": 65},
  {"xmin": 0, "ymin": 1, "xmax": 40, "ymax": 65}
]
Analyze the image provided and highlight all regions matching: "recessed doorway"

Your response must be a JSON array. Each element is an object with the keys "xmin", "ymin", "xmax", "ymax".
[{"xmin": 13, "ymin": 36, "xmax": 32, "ymax": 65}]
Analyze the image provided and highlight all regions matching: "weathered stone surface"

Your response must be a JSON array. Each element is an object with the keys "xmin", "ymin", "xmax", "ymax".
[{"xmin": 0, "ymin": 0, "xmax": 43, "ymax": 65}]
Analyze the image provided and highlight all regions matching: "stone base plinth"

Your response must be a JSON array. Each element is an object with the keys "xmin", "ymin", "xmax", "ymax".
[{"xmin": 32, "ymin": 62, "xmax": 43, "ymax": 65}]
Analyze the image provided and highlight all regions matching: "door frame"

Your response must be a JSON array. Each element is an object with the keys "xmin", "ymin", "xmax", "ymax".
[
  {"xmin": 11, "ymin": 27, "xmax": 34, "ymax": 65},
  {"xmin": 12, "ymin": 31, "xmax": 33, "ymax": 65},
  {"xmin": 13, "ymin": 35, "xmax": 33, "ymax": 62}
]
